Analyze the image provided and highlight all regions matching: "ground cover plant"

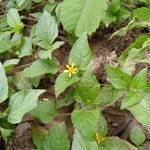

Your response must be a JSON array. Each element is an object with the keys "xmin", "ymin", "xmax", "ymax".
[{"xmin": 0, "ymin": 0, "xmax": 150, "ymax": 149}]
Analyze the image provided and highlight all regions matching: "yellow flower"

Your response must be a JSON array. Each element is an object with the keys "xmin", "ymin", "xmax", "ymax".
[
  {"xmin": 64, "ymin": 63, "xmax": 77, "ymax": 77},
  {"xmin": 95, "ymin": 133, "xmax": 105, "ymax": 144}
]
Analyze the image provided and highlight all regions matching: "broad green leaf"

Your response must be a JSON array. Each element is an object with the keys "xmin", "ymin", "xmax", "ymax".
[
  {"xmin": 108, "ymin": 0, "xmax": 120, "ymax": 14},
  {"xmin": 106, "ymin": 66, "xmax": 132, "ymax": 89},
  {"xmin": 0, "ymin": 63, "xmax": 8, "ymax": 103},
  {"xmin": 72, "ymin": 130, "xmax": 98, "ymax": 150},
  {"xmin": 130, "ymin": 126, "xmax": 145, "ymax": 146},
  {"xmin": 0, "ymin": 127, "xmax": 13, "ymax": 142},
  {"xmin": 128, "ymin": 90, "xmax": 150, "ymax": 126},
  {"xmin": 60, "ymin": 0, "xmax": 107, "ymax": 36},
  {"xmin": 111, "ymin": 8, "xmax": 150, "ymax": 38},
  {"xmin": 7, "ymin": 8, "xmax": 22, "ymax": 28},
  {"xmin": 8, "ymin": 89, "xmax": 45, "ymax": 124},
  {"xmin": 55, "ymin": 72, "xmax": 80, "ymax": 97},
  {"xmin": 24, "ymin": 58, "xmax": 58, "ymax": 78},
  {"xmin": 0, "ymin": 40, "xmax": 11, "ymax": 53},
  {"xmin": 11, "ymin": 33, "xmax": 22, "ymax": 50},
  {"xmin": 99, "ymin": 137, "xmax": 137, "ymax": 150},
  {"xmin": 118, "ymin": 35, "xmax": 150, "ymax": 75},
  {"xmin": 72, "ymin": 109, "xmax": 99, "ymax": 138},
  {"xmin": 130, "ymin": 68, "xmax": 148, "ymax": 90},
  {"xmin": 38, "ymin": 41, "xmax": 64, "ymax": 59},
  {"xmin": 99, "ymin": 86, "xmax": 124, "ymax": 107},
  {"xmin": 15, "ymin": 0, "xmax": 27, "ymax": 7},
  {"xmin": 19, "ymin": 37, "xmax": 32, "ymax": 58},
  {"xmin": 32, "ymin": 126, "xmax": 47, "ymax": 150},
  {"xmin": 97, "ymin": 113, "xmax": 108, "ymax": 136},
  {"xmin": 3, "ymin": 59, "xmax": 20, "ymax": 71},
  {"xmin": 13, "ymin": 72, "xmax": 32, "ymax": 90},
  {"xmin": 121, "ymin": 91, "xmax": 141, "ymax": 109},
  {"xmin": 44, "ymin": 122, "xmax": 70, "ymax": 150},
  {"xmin": 74, "ymin": 70, "xmax": 100, "ymax": 104},
  {"xmin": 30, "ymin": 101, "xmax": 57, "ymax": 124},
  {"xmin": 36, "ymin": 11, "xmax": 58, "ymax": 45},
  {"xmin": 69, "ymin": 33, "xmax": 93, "ymax": 69}
]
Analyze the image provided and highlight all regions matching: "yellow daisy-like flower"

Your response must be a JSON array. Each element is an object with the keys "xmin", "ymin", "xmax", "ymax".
[
  {"xmin": 95, "ymin": 133, "xmax": 105, "ymax": 144},
  {"xmin": 64, "ymin": 63, "xmax": 77, "ymax": 78}
]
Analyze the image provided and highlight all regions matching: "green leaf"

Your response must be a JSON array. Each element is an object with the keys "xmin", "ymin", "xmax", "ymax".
[
  {"xmin": 24, "ymin": 58, "xmax": 58, "ymax": 78},
  {"xmin": 97, "ymin": 113, "xmax": 108, "ymax": 136},
  {"xmin": 118, "ymin": 36, "xmax": 150, "ymax": 75},
  {"xmin": 128, "ymin": 90, "xmax": 150, "ymax": 126},
  {"xmin": 69, "ymin": 33, "xmax": 93, "ymax": 70},
  {"xmin": 0, "ymin": 63, "xmax": 8, "ymax": 103},
  {"xmin": 44, "ymin": 122, "xmax": 70, "ymax": 150},
  {"xmin": 130, "ymin": 126, "xmax": 145, "ymax": 146},
  {"xmin": 0, "ymin": 127, "xmax": 13, "ymax": 142},
  {"xmin": 100, "ymin": 137, "xmax": 137, "ymax": 150},
  {"xmin": 60, "ymin": 0, "xmax": 107, "ymax": 36},
  {"xmin": 108, "ymin": 0, "xmax": 120, "ymax": 15},
  {"xmin": 106, "ymin": 66, "xmax": 132, "ymax": 89},
  {"xmin": 119, "ymin": 35, "xmax": 150, "ymax": 65},
  {"xmin": 30, "ymin": 100, "xmax": 57, "ymax": 124},
  {"xmin": 7, "ymin": 8, "xmax": 22, "ymax": 28},
  {"xmin": 19, "ymin": 37, "xmax": 32, "ymax": 58},
  {"xmin": 8, "ymin": 89, "xmax": 45, "ymax": 124},
  {"xmin": 130, "ymin": 68, "xmax": 148, "ymax": 90},
  {"xmin": 72, "ymin": 109, "xmax": 99, "ymax": 138},
  {"xmin": 32, "ymin": 126, "xmax": 47, "ymax": 150},
  {"xmin": 121, "ymin": 91, "xmax": 141, "ymax": 109},
  {"xmin": 3, "ymin": 59, "xmax": 20, "ymax": 71},
  {"xmin": 15, "ymin": 0, "xmax": 28, "ymax": 7},
  {"xmin": 0, "ymin": 40, "xmax": 10, "ymax": 53},
  {"xmin": 74, "ymin": 70, "xmax": 100, "ymax": 104},
  {"xmin": 99, "ymin": 86, "xmax": 124, "ymax": 107},
  {"xmin": 13, "ymin": 72, "xmax": 32, "ymax": 90},
  {"xmin": 38, "ymin": 41, "xmax": 64, "ymax": 59},
  {"xmin": 36, "ymin": 11, "xmax": 58, "ymax": 45},
  {"xmin": 55, "ymin": 72, "xmax": 80, "ymax": 97},
  {"xmin": 72, "ymin": 130, "xmax": 98, "ymax": 150}
]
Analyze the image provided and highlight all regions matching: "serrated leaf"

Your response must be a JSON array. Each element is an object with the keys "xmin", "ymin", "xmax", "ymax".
[
  {"xmin": 106, "ymin": 66, "xmax": 132, "ymax": 89},
  {"xmin": 128, "ymin": 90, "xmax": 150, "ymax": 126},
  {"xmin": 121, "ymin": 91, "xmax": 141, "ymax": 109},
  {"xmin": 72, "ymin": 130, "xmax": 98, "ymax": 150},
  {"xmin": 130, "ymin": 126, "xmax": 145, "ymax": 146},
  {"xmin": 55, "ymin": 72, "xmax": 80, "ymax": 97},
  {"xmin": 19, "ymin": 37, "xmax": 32, "ymax": 58},
  {"xmin": 24, "ymin": 58, "xmax": 58, "ymax": 78},
  {"xmin": 0, "ymin": 63, "xmax": 8, "ymax": 103},
  {"xmin": 44, "ymin": 122, "xmax": 70, "ymax": 150},
  {"xmin": 72, "ymin": 109, "xmax": 99, "ymax": 138},
  {"xmin": 69, "ymin": 33, "xmax": 93, "ymax": 70},
  {"xmin": 74, "ymin": 70, "xmax": 100, "ymax": 104},
  {"xmin": 8, "ymin": 89, "xmax": 45, "ymax": 124},
  {"xmin": 36, "ymin": 11, "xmax": 58, "ymax": 45},
  {"xmin": 60, "ymin": 0, "xmax": 107, "ymax": 36},
  {"xmin": 130, "ymin": 68, "xmax": 148, "ymax": 90},
  {"xmin": 30, "ymin": 101, "xmax": 57, "ymax": 124},
  {"xmin": 38, "ymin": 41, "xmax": 64, "ymax": 59},
  {"xmin": 7, "ymin": 8, "xmax": 22, "ymax": 28}
]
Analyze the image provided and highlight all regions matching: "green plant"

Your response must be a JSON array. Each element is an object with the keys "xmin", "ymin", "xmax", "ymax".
[{"xmin": 0, "ymin": 0, "xmax": 149, "ymax": 149}]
